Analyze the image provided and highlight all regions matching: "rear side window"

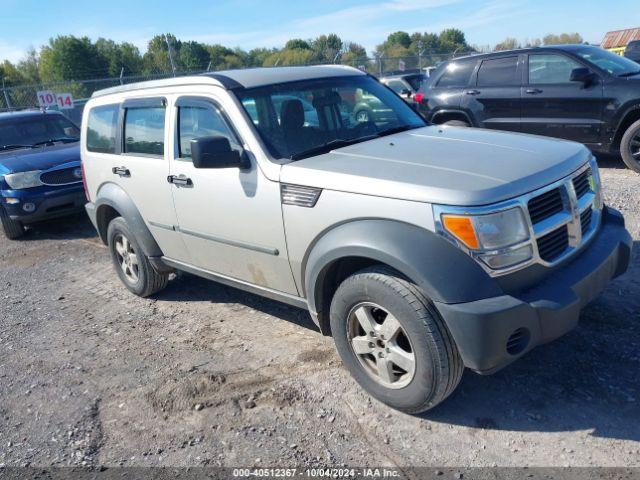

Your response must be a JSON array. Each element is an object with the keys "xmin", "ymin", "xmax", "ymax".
[
  {"xmin": 477, "ymin": 56, "xmax": 519, "ymax": 86},
  {"xmin": 178, "ymin": 106, "xmax": 239, "ymax": 158},
  {"xmin": 386, "ymin": 80, "xmax": 408, "ymax": 93},
  {"xmin": 436, "ymin": 61, "xmax": 475, "ymax": 87},
  {"xmin": 86, "ymin": 105, "xmax": 119, "ymax": 153},
  {"xmin": 124, "ymin": 107, "xmax": 165, "ymax": 156}
]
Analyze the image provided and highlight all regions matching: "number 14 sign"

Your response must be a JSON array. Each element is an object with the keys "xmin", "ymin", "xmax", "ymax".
[{"xmin": 37, "ymin": 91, "xmax": 74, "ymax": 110}]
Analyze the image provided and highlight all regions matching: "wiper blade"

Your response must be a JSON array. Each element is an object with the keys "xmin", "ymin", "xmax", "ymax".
[
  {"xmin": 618, "ymin": 70, "xmax": 640, "ymax": 77},
  {"xmin": 290, "ymin": 135, "xmax": 377, "ymax": 160},
  {"xmin": 0, "ymin": 144, "xmax": 35, "ymax": 151},
  {"xmin": 31, "ymin": 137, "xmax": 79, "ymax": 146}
]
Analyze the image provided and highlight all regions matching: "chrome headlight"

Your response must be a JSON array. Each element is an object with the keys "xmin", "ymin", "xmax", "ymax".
[
  {"xmin": 435, "ymin": 205, "xmax": 533, "ymax": 272},
  {"xmin": 4, "ymin": 170, "xmax": 43, "ymax": 189}
]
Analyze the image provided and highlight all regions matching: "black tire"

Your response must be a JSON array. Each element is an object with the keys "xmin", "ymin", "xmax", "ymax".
[
  {"xmin": 442, "ymin": 119, "xmax": 470, "ymax": 127},
  {"xmin": 0, "ymin": 206, "xmax": 26, "ymax": 240},
  {"xmin": 620, "ymin": 119, "xmax": 640, "ymax": 173},
  {"xmin": 107, "ymin": 216, "xmax": 169, "ymax": 297},
  {"xmin": 330, "ymin": 266, "xmax": 463, "ymax": 413}
]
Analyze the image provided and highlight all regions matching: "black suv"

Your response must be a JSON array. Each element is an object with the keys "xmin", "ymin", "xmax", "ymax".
[
  {"xmin": 418, "ymin": 45, "xmax": 640, "ymax": 172},
  {"xmin": 625, "ymin": 40, "xmax": 640, "ymax": 63}
]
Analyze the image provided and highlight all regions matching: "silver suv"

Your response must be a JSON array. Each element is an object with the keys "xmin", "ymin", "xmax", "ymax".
[{"xmin": 81, "ymin": 66, "xmax": 632, "ymax": 413}]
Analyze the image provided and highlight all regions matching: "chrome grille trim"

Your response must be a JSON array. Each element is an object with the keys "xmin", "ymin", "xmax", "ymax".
[{"xmin": 433, "ymin": 157, "xmax": 603, "ymax": 277}]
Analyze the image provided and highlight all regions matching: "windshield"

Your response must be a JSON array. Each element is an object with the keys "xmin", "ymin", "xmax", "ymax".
[
  {"xmin": 0, "ymin": 114, "xmax": 79, "ymax": 149},
  {"xmin": 574, "ymin": 46, "xmax": 640, "ymax": 76},
  {"xmin": 235, "ymin": 75, "xmax": 426, "ymax": 160}
]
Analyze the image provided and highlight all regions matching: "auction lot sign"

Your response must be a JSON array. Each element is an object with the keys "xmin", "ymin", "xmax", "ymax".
[{"xmin": 36, "ymin": 90, "xmax": 74, "ymax": 109}]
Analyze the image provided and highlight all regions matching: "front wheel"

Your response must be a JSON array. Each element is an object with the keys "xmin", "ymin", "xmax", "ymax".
[
  {"xmin": 0, "ymin": 206, "xmax": 26, "ymax": 239},
  {"xmin": 330, "ymin": 266, "xmax": 463, "ymax": 413},
  {"xmin": 620, "ymin": 119, "xmax": 640, "ymax": 173},
  {"xmin": 107, "ymin": 217, "xmax": 169, "ymax": 297}
]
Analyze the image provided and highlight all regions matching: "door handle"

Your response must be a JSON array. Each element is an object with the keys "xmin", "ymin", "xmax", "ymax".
[
  {"xmin": 112, "ymin": 166, "xmax": 130, "ymax": 177},
  {"xmin": 167, "ymin": 175, "xmax": 193, "ymax": 187},
  {"xmin": 465, "ymin": 89, "xmax": 481, "ymax": 95},
  {"xmin": 525, "ymin": 88, "xmax": 543, "ymax": 94}
]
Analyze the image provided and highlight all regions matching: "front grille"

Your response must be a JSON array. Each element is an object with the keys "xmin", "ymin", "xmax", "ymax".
[
  {"xmin": 572, "ymin": 168, "xmax": 592, "ymax": 199},
  {"xmin": 580, "ymin": 208, "xmax": 593, "ymax": 235},
  {"xmin": 40, "ymin": 167, "xmax": 82, "ymax": 185},
  {"xmin": 537, "ymin": 225, "xmax": 569, "ymax": 262},
  {"xmin": 528, "ymin": 188, "xmax": 563, "ymax": 224}
]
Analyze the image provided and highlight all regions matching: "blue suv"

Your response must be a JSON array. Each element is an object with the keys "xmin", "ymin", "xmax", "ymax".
[{"xmin": 0, "ymin": 110, "xmax": 85, "ymax": 239}]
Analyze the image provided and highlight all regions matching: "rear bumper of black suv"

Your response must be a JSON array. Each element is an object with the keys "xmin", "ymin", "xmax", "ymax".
[{"xmin": 435, "ymin": 206, "xmax": 632, "ymax": 374}]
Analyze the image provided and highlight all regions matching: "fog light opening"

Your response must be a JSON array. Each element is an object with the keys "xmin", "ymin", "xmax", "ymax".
[
  {"xmin": 506, "ymin": 328, "xmax": 530, "ymax": 356},
  {"xmin": 22, "ymin": 202, "xmax": 36, "ymax": 213}
]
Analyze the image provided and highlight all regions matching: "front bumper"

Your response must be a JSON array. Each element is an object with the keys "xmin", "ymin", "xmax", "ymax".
[
  {"xmin": 435, "ymin": 207, "xmax": 632, "ymax": 374},
  {"xmin": 2, "ymin": 186, "xmax": 86, "ymax": 224}
]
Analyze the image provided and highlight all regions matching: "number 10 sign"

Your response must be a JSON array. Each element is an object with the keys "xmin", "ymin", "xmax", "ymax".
[{"xmin": 37, "ymin": 91, "xmax": 75, "ymax": 110}]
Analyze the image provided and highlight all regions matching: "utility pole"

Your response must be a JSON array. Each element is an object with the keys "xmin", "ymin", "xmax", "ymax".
[
  {"xmin": 417, "ymin": 40, "xmax": 425, "ymax": 70},
  {"xmin": 119, "ymin": 67, "xmax": 125, "ymax": 85},
  {"xmin": 165, "ymin": 34, "xmax": 176, "ymax": 76}
]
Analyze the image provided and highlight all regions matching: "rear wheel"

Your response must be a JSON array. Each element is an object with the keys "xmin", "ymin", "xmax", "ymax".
[
  {"xmin": 620, "ymin": 119, "xmax": 640, "ymax": 173},
  {"xmin": 0, "ymin": 206, "xmax": 26, "ymax": 239},
  {"xmin": 330, "ymin": 266, "xmax": 463, "ymax": 413},
  {"xmin": 107, "ymin": 217, "xmax": 169, "ymax": 297}
]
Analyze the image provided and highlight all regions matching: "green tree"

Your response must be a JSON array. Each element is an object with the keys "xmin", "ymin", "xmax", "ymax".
[
  {"xmin": 95, "ymin": 38, "xmax": 142, "ymax": 76},
  {"xmin": 39, "ymin": 35, "xmax": 108, "ymax": 82},
  {"xmin": 1, "ymin": 60, "xmax": 25, "ymax": 86},
  {"xmin": 285, "ymin": 39, "xmax": 311, "ymax": 50},
  {"xmin": 311, "ymin": 34, "xmax": 343, "ymax": 62},
  {"xmin": 142, "ymin": 34, "xmax": 181, "ymax": 73},
  {"xmin": 542, "ymin": 33, "xmax": 584, "ymax": 45},
  {"xmin": 494, "ymin": 37, "xmax": 520, "ymax": 51},
  {"xmin": 263, "ymin": 48, "xmax": 315, "ymax": 67},
  {"xmin": 341, "ymin": 42, "xmax": 367, "ymax": 66},
  {"xmin": 385, "ymin": 31, "xmax": 412, "ymax": 49},
  {"xmin": 179, "ymin": 41, "xmax": 210, "ymax": 70},
  {"xmin": 438, "ymin": 28, "xmax": 468, "ymax": 53},
  {"xmin": 16, "ymin": 48, "xmax": 40, "ymax": 84}
]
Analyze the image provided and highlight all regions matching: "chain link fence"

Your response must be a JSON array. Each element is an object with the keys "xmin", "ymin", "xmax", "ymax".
[{"xmin": 0, "ymin": 53, "xmax": 459, "ymax": 122}]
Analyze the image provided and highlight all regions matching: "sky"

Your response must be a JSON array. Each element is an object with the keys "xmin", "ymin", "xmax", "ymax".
[{"xmin": 0, "ymin": 0, "xmax": 638, "ymax": 62}]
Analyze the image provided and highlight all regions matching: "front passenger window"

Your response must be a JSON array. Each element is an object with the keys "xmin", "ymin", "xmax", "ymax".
[
  {"xmin": 178, "ymin": 106, "xmax": 239, "ymax": 158},
  {"xmin": 528, "ymin": 54, "xmax": 582, "ymax": 84}
]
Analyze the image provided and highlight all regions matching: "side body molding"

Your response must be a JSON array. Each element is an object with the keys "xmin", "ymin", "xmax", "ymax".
[
  {"xmin": 89, "ymin": 182, "xmax": 163, "ymax": 259},
  {"xmin": 303, "ymin": 219, "xmax": 503, "ymax": 331}
]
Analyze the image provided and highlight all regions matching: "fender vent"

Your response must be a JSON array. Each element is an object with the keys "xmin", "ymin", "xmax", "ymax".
[
  {"xmin": 506, "ymin": 328, "xmax": 530, "ymax": 355},
  {"xmin": 281, "ymin": 184, "xmax": 322, "ymax": 208}
]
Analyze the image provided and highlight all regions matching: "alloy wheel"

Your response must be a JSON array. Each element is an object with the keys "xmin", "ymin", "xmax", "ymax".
[
  {"xmin": 347, "ymin": 302, "xmax": 416, "ymax": 389},
  {"xmin": 630, "ymin": 130, "xmax": 640, "ymax": 165},
  {"xmin": 114, "ymin": 234, "xmax": 139, "ymax": 284}
]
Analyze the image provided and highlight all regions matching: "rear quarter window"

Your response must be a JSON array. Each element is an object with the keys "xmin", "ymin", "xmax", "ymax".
[
  {"xmin": 86, "ymin": 104, "xmax": 119, "ymax": 154},
  {"xmin": 436, "ymin": 60, "xmax": 476, "ymax": 87}
]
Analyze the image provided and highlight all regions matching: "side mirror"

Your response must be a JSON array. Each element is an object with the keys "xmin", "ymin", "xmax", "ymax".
[
  {"xmin": 400, "ymin": 88, "xmax": 413, "ymax": 98},
  {"xmin": 190, "ymin": 136, "xmax": 249, "ymax": 169},
  {"xmin": 570, "ymin": 67, "xmax": 595, "ymax": 85}
]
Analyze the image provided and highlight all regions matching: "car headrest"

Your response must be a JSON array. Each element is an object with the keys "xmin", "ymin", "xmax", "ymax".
[{"xmin": 280, "ymin": 99, "xmax": 305, "ymax": 130}]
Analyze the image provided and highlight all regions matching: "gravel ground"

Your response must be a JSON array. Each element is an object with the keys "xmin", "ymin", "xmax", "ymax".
[{"xmin": 0, "ymin": 157, "xmax": 638, "ymax": 469}]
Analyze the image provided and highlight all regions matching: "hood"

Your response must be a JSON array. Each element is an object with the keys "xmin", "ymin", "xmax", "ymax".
[
  {"xmin": 280, "ymin": 126, "xmax": 591, "ymax": 206},
  {"xmin": 0, "ymin": 143, "xmax": 80, "ymax": 175}
]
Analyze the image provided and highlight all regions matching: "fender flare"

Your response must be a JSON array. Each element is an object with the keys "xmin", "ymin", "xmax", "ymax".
[
  {"xmin": 430, "ymin": 108, "xmax": 474, "ymax": 126},
  {"xmin": 611, "ymin": 102, "xmax": 640, "ymax": 143},
  {"xmin": 93, "ymin": 182, "xmax": 163, "ymax": 258},
  {"xmin": 302, "ymin": 219, "xmax": 503, "ymax": 329}
]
